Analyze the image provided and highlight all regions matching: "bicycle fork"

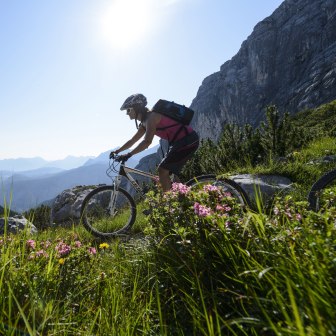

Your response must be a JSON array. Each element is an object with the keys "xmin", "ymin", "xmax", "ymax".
[{"xmin": 108, "ymin": 176, "xmax": 122, "ymax": 216}]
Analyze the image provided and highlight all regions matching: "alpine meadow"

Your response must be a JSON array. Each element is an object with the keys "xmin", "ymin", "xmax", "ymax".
[{"xmin": 1, "ymin": 0, "xmax": 336, "ymax": 335}]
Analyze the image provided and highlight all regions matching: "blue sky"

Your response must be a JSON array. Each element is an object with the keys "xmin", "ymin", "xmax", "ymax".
[{"xmin": 0, "ymin": 0, "xmax": 283, "ymax": 160}]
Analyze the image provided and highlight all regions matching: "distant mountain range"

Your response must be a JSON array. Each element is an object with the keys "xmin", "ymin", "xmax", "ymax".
[
  {"xmin": 0, "ymin": 146, "xmax": 159, "ymax": 212},
  {"xmin": 0, "ymin": 155, "xmax": 94, "ymax": 173}
]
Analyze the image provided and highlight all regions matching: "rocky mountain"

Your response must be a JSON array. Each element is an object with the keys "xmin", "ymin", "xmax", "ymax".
[{"xmin": 190, "ymin": 0, "xmax": 336, "ymax": 141}]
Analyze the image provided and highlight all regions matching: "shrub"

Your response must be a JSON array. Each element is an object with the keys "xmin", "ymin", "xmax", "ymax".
[{"xmin": 24, "ymin": 205, "xmax": 51, "ymax": 230}]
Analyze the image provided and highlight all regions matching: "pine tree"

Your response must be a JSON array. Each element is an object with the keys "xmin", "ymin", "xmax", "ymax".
[{"xmin": 260, "ymin": 105, "xmax": 292, "ymax": 158}]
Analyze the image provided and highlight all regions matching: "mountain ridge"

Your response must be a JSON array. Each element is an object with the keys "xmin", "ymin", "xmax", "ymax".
[
  {"xmin": 0, "ymin": 146, "xmax": 160, "ymax": 212},
  {"xmin": 190, "ymin": 0, "xmax": 336, "ymax": 140},
  {"xmin": 0, "ymin": 155, "xmax": 94, "ymax": 172}
]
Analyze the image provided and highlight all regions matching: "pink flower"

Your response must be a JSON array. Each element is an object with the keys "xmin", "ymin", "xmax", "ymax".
[
  {"xmin": 74, "ymin": 240, "xmax": 82, "ymax": 248},
  {"xmin": 203, "ymin": 185, "xmax": 219, "ymax": 192},
  {"xmin": 296, "ymin": 213, "xmax": 302, "ymax": 221},
  {"xmin": 215, "ymin": 204, "xmax": 231, "ymax": 213},
  {"xmin": 55, "ymin": 242, "xmax": 72, "ymax": 257},
  {"xmin": 88, "ymin": 247, "xmax": 97, "ymax": 255},
  {"xmin": 35, "ymin": 249, "xmax": 49, "ymax": 258},
  {"xmin": 41, "ymin": 240, "xmax": 52, "ymax": 249},
  {"xmin": 28, "ymin": 253, "xmax": 35, "ymax": 260},
  {"xmin": 193, "ymin": 202, "xmax": 212, "ymax": 217},
  {"xmin": 285, "ymin": 211, "xmax": 292, "ymax": 219},
  {"xmin": 26, "ymin": 239, "xmax": 36, "ymax": 250},
  {"xmin": 171, "ymin": 183, "xmax": 191, "ymax": 195}
]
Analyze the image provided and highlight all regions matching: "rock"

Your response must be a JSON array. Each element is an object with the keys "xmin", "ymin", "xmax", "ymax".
[
  {"xmin": 231, "ymin": 174, "xmax": 293, "ymax": 207},
  {"xmin": 50, "ymin": 185, "xmax": 97, "ymax": 225},
  {"xmin": 0, "ymin": 215, "xmax": 37, "ymax": 235},
  {"xmin": 307, "ymin": 155, "xmax": 336, "ymax": 165},
  {"xmin": 190, "ymin": 0, "xmax": 336, "ymax": 141},
  {"xmin": 322, "ymin": 155, "xmax": 336, "ymax": 163}
]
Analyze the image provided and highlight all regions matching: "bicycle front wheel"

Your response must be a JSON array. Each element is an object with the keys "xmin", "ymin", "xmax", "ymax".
[
  {"xmin": 80, "ymin": 185, "xmax": 136, "ymax": 238},
  {"xmin": 186, "ymin": 174, "xmax": 251, "ymax": 208},
  {"xmin": 308, "ymin": 170, "xmax": 336, "ymax": 212}
]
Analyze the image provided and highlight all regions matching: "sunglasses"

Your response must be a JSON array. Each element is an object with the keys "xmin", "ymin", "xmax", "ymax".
[{"xmin": 127, "ymin": 108, "xmax": 134, "ymax": 113}]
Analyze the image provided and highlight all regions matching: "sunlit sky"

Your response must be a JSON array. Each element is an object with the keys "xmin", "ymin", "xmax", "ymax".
[{"xmin": 0, "ymin": 0, "xmax": 284, "ymax": 160}]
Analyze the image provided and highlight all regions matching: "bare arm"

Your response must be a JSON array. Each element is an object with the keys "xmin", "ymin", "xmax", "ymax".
[
  {"xmin": 115, "ymin": 126, "xmax": 146, "ymax": 154},
  {"xmin": 127, "ymin": 113, "xmax": 161, "ymax": 156}
]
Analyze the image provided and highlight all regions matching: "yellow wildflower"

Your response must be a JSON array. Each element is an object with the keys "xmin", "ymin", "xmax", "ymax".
[
  {"xmin": 59, "ymin": 258, "xmax": 65, "ymax": 265},
  {"xmin": 99, "ymin": 243, "xmax": 109, "ymax": 249}
]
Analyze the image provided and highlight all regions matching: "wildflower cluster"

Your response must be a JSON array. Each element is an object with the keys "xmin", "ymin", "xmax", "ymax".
[
  {"xmin": 145, "ymin": 182, "xmax": 244, "ymax": 247},
  {"xmin": 171, "ymin": 182, "xmax": 191, "ymax": 195},
  {"xmin": 272, "ymin": 196, "xmax": 308, "ymax": 226},
  {"xmin": 55, "ymin": 241, "xmax": 72, "ymax": 257},
  {"xmin": 15, "ymin": 237, "xmax": 101, "ymax": 264},
  {"xmin": 193, "ymin": 202, "xmax": 211, "ymax": 217}
]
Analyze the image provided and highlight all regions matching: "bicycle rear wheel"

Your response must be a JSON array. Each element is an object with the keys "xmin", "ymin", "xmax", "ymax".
[
  {"xmin": 186, "ymin": 174, "xmax": 251, "ymax": 208},
  {"xmin": 308, "ymin": 169, "xmax": 336, "ymax": 211},
  {"xmin": 80, "ymin": 185, "xmax": 136, "ymax": 238}
]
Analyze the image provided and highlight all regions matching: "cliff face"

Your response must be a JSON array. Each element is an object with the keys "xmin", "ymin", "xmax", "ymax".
[{"xmin": 190, "ymin": 0, "xmax": 336, "ymax": 140}]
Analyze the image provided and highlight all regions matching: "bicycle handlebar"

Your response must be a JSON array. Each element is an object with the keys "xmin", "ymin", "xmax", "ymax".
[{"xmin": 109, "ymin": 153, "xmax": 130, "ymax": 163}]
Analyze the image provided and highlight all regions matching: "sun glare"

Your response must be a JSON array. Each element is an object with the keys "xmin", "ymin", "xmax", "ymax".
[{"xmin": 100, "ymin": 0, "xmax": 154, "ymax": 49}]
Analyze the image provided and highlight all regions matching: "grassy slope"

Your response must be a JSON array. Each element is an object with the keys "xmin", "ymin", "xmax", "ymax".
[{"xmin": 0, "ymin": 100, "xmax": 335, "ymax": 335}]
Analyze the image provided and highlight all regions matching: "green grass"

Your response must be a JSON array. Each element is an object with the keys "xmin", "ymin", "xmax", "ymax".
[{"xmin": 1, "ymin": 129, "xmax": 336, "ymax": 335}]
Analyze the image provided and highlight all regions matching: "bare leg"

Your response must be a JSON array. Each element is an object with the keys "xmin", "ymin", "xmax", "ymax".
[{"xmin": 158, "ymin": 166, "xmax": 171, "ymax": 192}]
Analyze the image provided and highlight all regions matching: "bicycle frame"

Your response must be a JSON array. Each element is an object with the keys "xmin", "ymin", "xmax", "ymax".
[
  {"xmin": 113, "ymin": 161, "xmax": 158, "ymax": 197},
  {"xmin": 103, "ymin": 161, "xmax": 158, "ymax": 218}
]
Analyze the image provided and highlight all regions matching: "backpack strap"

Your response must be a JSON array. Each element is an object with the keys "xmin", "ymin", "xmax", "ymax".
[
  {"xmin": 156, "ymin": 123, "xmax": 189, "ymax": 144},
  {"xmin": 156, "ymin": 123, "xmax": 180, "ymax": 132},
  {"xmin": 169, "ymin": 125, "xmax": 187, "ymax": 144},
  {"xmin": 159, "ymin": 125, "xmax": 189, "ymax": 158}
]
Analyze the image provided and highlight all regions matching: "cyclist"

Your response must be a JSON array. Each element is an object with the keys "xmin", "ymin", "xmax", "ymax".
[{"xmin": 110, "ymin": 93, "xmax": 199, "ymax": 191}]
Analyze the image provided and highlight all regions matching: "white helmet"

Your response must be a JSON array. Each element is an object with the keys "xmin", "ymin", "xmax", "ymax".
[{"xmin": 120, "ymin": 94, "xmax": 147, "ymax": 110}]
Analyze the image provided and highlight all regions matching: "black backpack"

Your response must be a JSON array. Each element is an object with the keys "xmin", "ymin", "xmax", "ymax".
[{"xmin": 151, "ymin": 99, "xmax": 194, "ymax": 125}]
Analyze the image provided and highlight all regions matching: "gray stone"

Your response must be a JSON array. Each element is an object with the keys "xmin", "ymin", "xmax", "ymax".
[
  {"xmin": 0, "ymin": 215, "xmax": 37, "ymax": 235},
  {"xmin": 190, "ymin": 0, "xmax": 336, "ymax": 141},
  {"xmin": 307, "ymin": 155, "xmax": 336, "ymax": 165},
  {"xmin": 231, "ymin": 174, "xmax": 293, "ymax": 207},
  {"xmin": 50, "ymin": 185, "xmax": 97, "ymax": 225}
]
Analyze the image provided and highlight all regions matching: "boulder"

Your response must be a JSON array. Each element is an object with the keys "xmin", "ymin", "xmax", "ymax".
[
  {"xmin": 231, "ymin": 174, "xmax": 293, "ymax": 207},
  {"xmin": 50, "ymin": 185, "xmax": 97, "ymax": 225},
  {"xmin": 0, "ymin": 215, "xmax": 37, "ymax": 235}
]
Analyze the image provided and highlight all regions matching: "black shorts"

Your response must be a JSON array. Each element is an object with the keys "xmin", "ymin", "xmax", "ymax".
[{"xmin": 159, "ymin": 131, "xmax": 199, "ymax": 175}]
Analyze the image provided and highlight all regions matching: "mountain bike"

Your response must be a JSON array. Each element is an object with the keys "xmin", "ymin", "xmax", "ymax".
[
  {"xmin": 80, "ymin": 155, "xmax": 251, "ymax": 238},
  {"xmin": 308, "ymin": 168, "xmax": 336, "ymax": 211}
]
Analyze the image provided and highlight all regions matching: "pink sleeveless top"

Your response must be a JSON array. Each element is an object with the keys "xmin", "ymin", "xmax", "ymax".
[{"xmin": 155, "ymin": 115, "xmax": 193, "ymax": 143}]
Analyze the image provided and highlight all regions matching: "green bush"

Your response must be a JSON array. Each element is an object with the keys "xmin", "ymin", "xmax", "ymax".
[
  {"xmin": 23, "ymin": 205, "xmax": 51, "ymax": 231},
  {"xmin": 183, "ymin": 100, "xmax": 336, "ymax": 179}
]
